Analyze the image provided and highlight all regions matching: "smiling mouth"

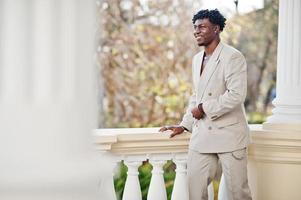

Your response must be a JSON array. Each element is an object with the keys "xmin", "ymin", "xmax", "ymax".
[{"xmin": 196, "ymin": 36, "xmax": 203, "ymax": 41}]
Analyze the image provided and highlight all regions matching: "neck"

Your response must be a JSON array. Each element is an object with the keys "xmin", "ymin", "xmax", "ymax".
[{"xmin": 204, "ymin": 38, "xmax": 220, "ymax": 55}]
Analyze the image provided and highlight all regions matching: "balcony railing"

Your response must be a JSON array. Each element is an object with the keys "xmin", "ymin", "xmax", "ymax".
[
  {"xmin": 94, "ymin": 125, "xmax": 301, "ymax": 200},
  {"xmin": 94, "ymin": 127, "xmax": 229, "ymax": 200}
]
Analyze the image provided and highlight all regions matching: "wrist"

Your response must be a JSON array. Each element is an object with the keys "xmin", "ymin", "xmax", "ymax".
[{"xmin": 180, "ymin": 126, "xmax": 188, "ymax": 131}]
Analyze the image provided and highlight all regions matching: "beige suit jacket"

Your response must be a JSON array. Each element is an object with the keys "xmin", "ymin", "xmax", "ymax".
[{"xmin": 180, "ymin": 42, "xmax": 250, "ymax": 153}]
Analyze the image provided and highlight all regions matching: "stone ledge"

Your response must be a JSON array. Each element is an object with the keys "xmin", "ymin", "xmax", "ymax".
[
  {"xmin": 93, "ymin": 128, "xmax": 190, "ymax": 155},
  {"xmin": 94, "ymin": 125, "xmax": 301, "ymax": 164},
  {"xmin": 249, "ymin": 124, "xmax": 301, "ymax": 164}
]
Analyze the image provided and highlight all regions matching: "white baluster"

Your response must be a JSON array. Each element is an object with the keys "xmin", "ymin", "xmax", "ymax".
[
  {"xmin": 99, "ymin": 156, "xmax": 119, "ymax": 200},
  {"xmin": 123, "ymin": 160, "xmax": 142, "ymax": 200},
  {"xmin": 100, "ymin": 166, "xmax": 118, "ymax": 200},
  {"xmin": 218, "ymin": 174, "xmax": 229, "ymax": 200},
  {"xmin": 171, "ymin": 157, "xmax": 189, "ymax": 200},
  {"xmin": 208, "ymin": 182, "xmax": 214, "ymax": 200},
  {"xmin": 171, "ymin": 153, "xmax": 214, "ymax": 200},
  {"xmin": 147, "ymin": 159, "xmax": 167, "ymax": 200}
]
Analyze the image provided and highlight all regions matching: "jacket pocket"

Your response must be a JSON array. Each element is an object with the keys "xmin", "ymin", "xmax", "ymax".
[
  {"xmin": 231, "ymin": 148, "xmax": 246, "ymax": 160},
  {"xmin": 213, "ymin": 116, "xmax": 239, "ymax": 128}
]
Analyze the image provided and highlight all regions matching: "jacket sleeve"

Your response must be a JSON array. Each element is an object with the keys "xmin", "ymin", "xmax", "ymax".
[
  {"xmin": 202, "ymin": 52, "xmax": 247, "ymax": 120},
  {"xmin": 179, "ymin": 55, "xmax": 198, "ymax": 132},
  {"xmin": 179, "ymin": 93, "xmax": 196, "ymax": 132}
]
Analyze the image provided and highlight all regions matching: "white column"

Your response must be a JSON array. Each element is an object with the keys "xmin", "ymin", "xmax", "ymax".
[
  {"xmin": 0, "ymin": 0, "xmax": 30, "ymax": 103},
  {"xmin": 171, "ymin": 156, "xmax": 189, "ymax": 200},
  {"xmin": 267, "ymin": 0, "xmax": 301, "ymax": 125},
  {"xmin": 32, "ymin": 0, "xmax": 55, "ymax": 102},
  {"xmin": 123, "ymin": 160, "xmax": 143, "ymax": 200},
  {"xmin": 147, "ymin": 159, "xmax": 167, "ymax": 200},
  {"xmin": 0, "ymin": 0, "xmax": 102, "ymax": 199}
]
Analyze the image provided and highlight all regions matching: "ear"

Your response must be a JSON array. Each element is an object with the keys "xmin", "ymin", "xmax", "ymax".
[{"xmin": 214, "ymin": 25, "xmax": 220, "ymax": 33}]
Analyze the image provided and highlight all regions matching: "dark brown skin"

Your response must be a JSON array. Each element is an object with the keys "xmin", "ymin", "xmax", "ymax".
[
  {"xmin": 160, "ymin": 18, "xmax": 221, "ymax": 138},
  {"xmin": 159, "ymin": 125, "xmax": 186, "ymax": 138}
]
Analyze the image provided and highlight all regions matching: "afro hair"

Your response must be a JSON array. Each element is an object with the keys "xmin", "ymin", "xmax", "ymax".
[{"xmin": 192, "ymin": 9, "xmax": 227, "ymax": 31}]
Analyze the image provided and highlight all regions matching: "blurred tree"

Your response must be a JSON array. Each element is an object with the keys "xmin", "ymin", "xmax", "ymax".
[
  {"xmin": 98, "ymin": 0, "xmax": 279, "ymax": 127},
  {"xmin": 223, "ymin": 0, "xmax": 278, "ymax": 116},
  {"xmin": 97, "ymin": 0, "xmax": 202, "ymax": 128}
]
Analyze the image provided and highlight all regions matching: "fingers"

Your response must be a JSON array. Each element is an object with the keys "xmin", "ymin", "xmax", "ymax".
[
  {"xmin": 194, "ymin": 116, "xmax": 201, "ymax": 120},
  {"xmin": 169, "ymin": 128, "xmax": 183, "ymax": 138},
  {"xmin": 159, "ymin": 127, "xmax": 167, "ymax": 132},
  {"xmin": 159, "ymin": 126, "xmax": 183, "ymax": 138},
  {"xmin": 159, "ymin": 126, "xmax": 172, "ymax": 132},
  {"xmin": 170, "ymin": 132, "xmax": 178, "ymax": 138},
  {"xmin": 191, "ymin": 107, "xmax": 202, "ymax": 120},
  {"xmin": 170, "ymin": 130, "xmax": 181, "ymax": 138},
  {"xmin": 191, "ymin": 109, "xmax": 197, "ymax": 118}
]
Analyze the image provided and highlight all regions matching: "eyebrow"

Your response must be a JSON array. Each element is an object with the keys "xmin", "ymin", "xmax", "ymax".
[{"xmin": 194, "ymin": 24, "xmax": 206, "ymax": 28}]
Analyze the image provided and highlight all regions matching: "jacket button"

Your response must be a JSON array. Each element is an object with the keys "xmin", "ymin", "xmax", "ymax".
[
  {"xmin": 208, "ymin": 92, "xmax": 212, "ymax": 96},
  {"xmin": 208, "ymin": 126, "xmax": 212, "ymax": 130}
]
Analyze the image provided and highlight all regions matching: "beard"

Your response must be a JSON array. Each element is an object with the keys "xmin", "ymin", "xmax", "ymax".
[{"xmin": 196, "ymin": 37, "xmax": 205, "ymax": 46}]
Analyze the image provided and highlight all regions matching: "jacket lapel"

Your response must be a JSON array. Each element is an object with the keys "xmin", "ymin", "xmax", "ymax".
[
  {"xmin": 197, "ymin": 42, "xmax": 224, "ymax": 101},
  {"xmin": 193, "ymin": 51, "xmax": 204, "ymax": 89}
]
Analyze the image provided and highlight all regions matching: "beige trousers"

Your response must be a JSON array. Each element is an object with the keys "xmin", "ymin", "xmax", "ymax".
[{"xmin": 187, "ymin": 148, "xmax": 252, "ymax": 200}]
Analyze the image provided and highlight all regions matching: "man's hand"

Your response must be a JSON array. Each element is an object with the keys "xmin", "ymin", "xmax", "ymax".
[
  {"xmin": 159, "ymin": 125, "xmax": 185, "ymax": 138},
  {"xmin": 191, "ymin": 106, "xmax": 204, "ymax": 120}
]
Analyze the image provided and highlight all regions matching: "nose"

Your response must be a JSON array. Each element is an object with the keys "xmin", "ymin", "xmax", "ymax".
[
  {"xmin": 194, "ymin": 29, "xmax": 200, "ymax": 36},
  {"xmin": 194, "ymin": 25, "xmax": 202, "ymax": 34}
]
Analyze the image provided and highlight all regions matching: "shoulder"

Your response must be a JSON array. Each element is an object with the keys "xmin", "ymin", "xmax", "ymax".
[
  {"xmin": 221, "ymin": 43, "xmax": 245, "ymax": 59},
  {"xmin": 192, "ymin": 50, "xmax": 203, "ymax": 67},
  {"xmin": 193, "ymin": 50, "xmax": 203, "ymax": 60},
  {"xmin": 220, "ymin": 43, "xmax": 247, "ymax": 73}
]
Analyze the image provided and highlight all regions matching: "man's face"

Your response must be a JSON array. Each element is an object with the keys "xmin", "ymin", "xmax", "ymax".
[{"xmin": 193, "ymin": 18, "xmax": 218, "ymax": 46}]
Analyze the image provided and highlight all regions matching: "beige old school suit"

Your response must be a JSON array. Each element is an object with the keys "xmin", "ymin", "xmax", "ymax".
[
  {"xmin": 180, "ymin": 42, "xmax": 250, "ymax": 153},
  {"xmin": 180, "ymin": 42, "xmax": 252, "ymax": 200}
]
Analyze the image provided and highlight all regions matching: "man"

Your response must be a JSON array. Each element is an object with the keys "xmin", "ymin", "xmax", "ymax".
[{"xmin": 160, "ymin": 9, "xmax": 252, "ymax": 200}]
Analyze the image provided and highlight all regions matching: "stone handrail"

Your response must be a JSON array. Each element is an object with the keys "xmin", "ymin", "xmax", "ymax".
[
  {"xmin": 93, "ymin": 127, "xmax": 225, "ymax": 200},
  {"xmin": 94, "ymin": 125, "xmax": 301, "ymax": 200}
]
